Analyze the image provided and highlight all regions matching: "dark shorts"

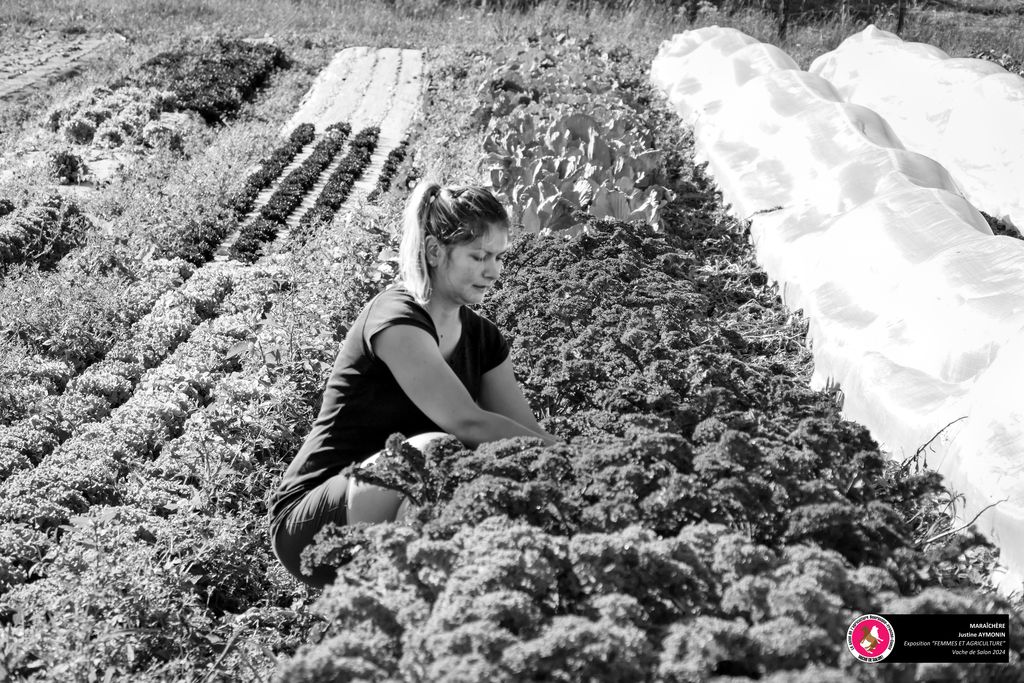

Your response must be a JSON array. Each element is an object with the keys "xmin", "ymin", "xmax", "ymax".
[{"xmin": 270, "ymin": 471, "xmax": 350, "ymax": 589}]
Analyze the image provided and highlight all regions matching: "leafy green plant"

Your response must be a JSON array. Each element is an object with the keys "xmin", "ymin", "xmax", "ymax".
[
  {"xmin": 46, "ymin": 149, "xmax": 88, "ymax": 184},
  {"xmin": 0, "ymin": 194, "xmax": 93, "ymax": 277},
  {"xmin": 132, "ymin": 38, "xmax": 287, "ymax": 124},
  {"xmin": 230, "ymin": 122, "xmax": 352, "ymax": 263},
  {"xmin": 290, "ymin": 126, "xmax": 381, "ymax": 246}
]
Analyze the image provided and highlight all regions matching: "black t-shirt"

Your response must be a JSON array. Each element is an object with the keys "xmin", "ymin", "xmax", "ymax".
[{"xmin": 269, "ymin": 284, "xmax": 511, "ymax": 526}]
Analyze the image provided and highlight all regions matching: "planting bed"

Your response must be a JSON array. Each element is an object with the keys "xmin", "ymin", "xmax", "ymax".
[
  {"xmin": 275, "ymin": 29, "xmax": 1022, "ymax": 682},
  {"xmin": 1, "ymin": 36, "xmax": 288, "ymax": 201},
  {"xmin": 0, "ymin": 31, "xmax": 126, "ymax": 104},
  {"xmin": 0, "ymin": 41, "xmax": 431, "ymax": 680},
  {"xmin": 128, "ymin": 38, "xmax": 288, "ymax": 125},
  {"xmin": 0, "ymin": 15, "xmax": 1020, "ymax": 683}
]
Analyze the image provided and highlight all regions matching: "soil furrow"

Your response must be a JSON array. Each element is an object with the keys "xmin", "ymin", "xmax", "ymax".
[
  {"xmin": 346, "ymin": 49, "xmax": 426, "ymax": 204},
  {"xmin": 0, "ymin": 34, "xmax": 125, "ymax": 103}
]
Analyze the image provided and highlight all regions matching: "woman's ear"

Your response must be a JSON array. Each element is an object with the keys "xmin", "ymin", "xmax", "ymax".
[{"xmin": 424, "ymin": 235, "xmax": 442, "ymax": 267}]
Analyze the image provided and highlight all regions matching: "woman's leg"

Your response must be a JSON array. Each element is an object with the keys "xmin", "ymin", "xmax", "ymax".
[
  {"xmin": 271, "ymin": 472, "xmax": 350, "ymax": 589},
  {"xmin": 346, "ymin": 431, "xmax": 449, "ymax": 524},
  {"xmin": 272, "ymin": 432, "xmax": 451, "ymax": 588}
]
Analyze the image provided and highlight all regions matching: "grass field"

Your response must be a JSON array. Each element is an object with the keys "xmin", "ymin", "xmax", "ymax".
[{"xmin": 1, "ymin": 0, "xmax": 1023, "ymax": 680}]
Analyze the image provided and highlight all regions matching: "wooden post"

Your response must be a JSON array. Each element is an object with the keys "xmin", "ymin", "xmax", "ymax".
[{"xmin": 897, "ymin": 0, "xmax": 907, "ymax": 34}]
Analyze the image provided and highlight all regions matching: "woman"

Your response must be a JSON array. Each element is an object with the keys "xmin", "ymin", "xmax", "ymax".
[{"xmin": 269, "ymin": 181, "xmax": 559, "ymax": 588}]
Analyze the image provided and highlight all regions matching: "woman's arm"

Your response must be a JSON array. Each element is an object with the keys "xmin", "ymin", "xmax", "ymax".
[
  {"xmin": 373, "ymin": 325, "xmax": 558, "ymax": 447},
  {"xmin": 478, "ymin": 358, "xmax": 559, "ymax": 442}
]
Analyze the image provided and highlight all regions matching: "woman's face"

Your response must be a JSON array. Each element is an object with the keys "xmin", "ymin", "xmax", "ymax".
[{"xmin": 429, "ymin": 225, "xmax": 508, "ymax": 306}]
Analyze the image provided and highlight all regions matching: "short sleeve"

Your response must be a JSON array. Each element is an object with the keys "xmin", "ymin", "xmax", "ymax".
[
  {"xmin": 479, "ymin": 314, "xmax": 511, "ymax": 373},
  {"xmin": 362, "ymin": 287, "xmax": 437, "ymax": 361}
]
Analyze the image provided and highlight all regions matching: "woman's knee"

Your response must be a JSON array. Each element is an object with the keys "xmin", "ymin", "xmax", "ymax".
[
  {"xmin": 346, "ymin": 482, "xmax": 404, "ymax": 525},
  {"xmin": 345, "ymin": 433, "xmax": 450, "ymax": 525}
]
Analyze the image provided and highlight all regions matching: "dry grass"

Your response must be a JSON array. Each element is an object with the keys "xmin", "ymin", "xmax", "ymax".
[
  {"xmin": 1, "ymin": 0, "xmax": 1021, "ymax": 85},
  {"xmin": 1, "ymin": 1, "xmax": 1019, "ymax": 100}
]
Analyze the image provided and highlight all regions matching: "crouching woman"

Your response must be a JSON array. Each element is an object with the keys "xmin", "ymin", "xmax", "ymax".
[{"xmin": 268, "ymin": 181, "xmax": 559, "ymax": 588}]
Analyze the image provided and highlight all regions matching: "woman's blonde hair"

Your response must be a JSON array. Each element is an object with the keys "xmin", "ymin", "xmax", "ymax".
[{"xmin": 398, "ymin": 181, "xmax": 510, "ymax": 304}]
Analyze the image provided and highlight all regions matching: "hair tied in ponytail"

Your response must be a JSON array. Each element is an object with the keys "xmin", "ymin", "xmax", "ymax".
[{"xmin": 399, "ymin": 180, "xmax": 510, "ymax": 305}]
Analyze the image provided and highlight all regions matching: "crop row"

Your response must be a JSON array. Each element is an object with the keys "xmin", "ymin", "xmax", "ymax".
[
  {"xmin": 366, "ymin": 136, "xmax": 409, "ymax": 203},
  {"xmin": 156, "ymin": 122, "xmax": 317, "ymax": 266},
  {"xmin": 0, "ymin": 257, "xmax": 195, "ymax": 422},
  {"xmin": 228, "ymin": 123, "xmax": 317, "ymax": 217},
  {"xmin": 0, "ymin": 263, "xmax": 288, "ymax": 598},
  {"xmin": 126, "ymin": 37, "xmax": 287, "ymax": 124},
  {"xmin": 0, "ymin": 194, "xmax": 92, "ymax": 278},
  {"xmin": 260, "ymin": 123, "xmax": 352, "ymax": 224},
  {"xmin": 0, "ymin": 263, "xmax": 237, "ymax": 482},
  {"xmin": 0, "ymin": 219, "xmax": 397, "ymax": 678},
  {"xmin": 230, "ymin": 122, "xmax": 351, "ymax": 263},
  {"xmin": 482, "ymin": 34, "xmax": 673, "ymax": 233},
  {"xmin": 288, "ymin": 125, "xmax": 381, "ymax": 247}
]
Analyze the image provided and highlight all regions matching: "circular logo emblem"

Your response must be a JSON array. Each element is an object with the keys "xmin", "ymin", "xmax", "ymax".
[{"xmin": 847, "ymin": 614, "xmax": 895, "ymax": 662}]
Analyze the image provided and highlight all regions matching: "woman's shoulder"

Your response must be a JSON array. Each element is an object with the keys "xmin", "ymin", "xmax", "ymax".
[
  {"xmin": 366, "ymin": 283, "xmax": 419, "ymax": 312},
  {"xmin": 363, "ymin": 284, "xmax": 434, "ymax": 331}
]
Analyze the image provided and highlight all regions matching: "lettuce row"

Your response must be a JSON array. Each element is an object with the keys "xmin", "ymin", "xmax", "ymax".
[
  {"xmin": 157, "ymin": 123, "xmax": 317, "ymax": 266},
  {"xmin": 0, "ymin": 267, "xmax": 285, "ymax": 596},
  {"xmin": 289, "ymin": 126, "xmax": 381, "ymax": 247},
  {"xmin": 366, "ymin": 137, "xmax": 409, "ymax": 203},
  {"xmin": 0, "ymin": 194, "xmax": 92, "ymax": 278},
  {"xmin": 0, "ymin": 264, "xmax": 236, "ymax": 480},
  {"xmin": 230, "ymin": 122, "xmax": 352, "ymax": 263}
]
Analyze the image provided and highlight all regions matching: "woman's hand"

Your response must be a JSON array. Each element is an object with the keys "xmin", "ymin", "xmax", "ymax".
[{"xmin": 372, "ymin": 324, "xmax": 557, "ymax": 447}]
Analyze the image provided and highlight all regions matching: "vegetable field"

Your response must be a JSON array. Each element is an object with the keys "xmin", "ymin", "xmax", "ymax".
[{"xmin": 1, "ymin": 1, "xmax": 1022, "ymax": 681}]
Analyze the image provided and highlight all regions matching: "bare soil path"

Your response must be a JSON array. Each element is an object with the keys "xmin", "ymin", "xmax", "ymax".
[{"xmin": 0, "ymin": 31, "xmax": 126, "ymax": 104}]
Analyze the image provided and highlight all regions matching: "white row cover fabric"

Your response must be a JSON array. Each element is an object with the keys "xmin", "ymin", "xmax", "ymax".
[
  {"xmin": 651, "ymin": 27, "xmax": 1024, "ymax": 595},
  {"xmin": 811, "ymin": 25, "xmax": 1024, "ymax": 230}
]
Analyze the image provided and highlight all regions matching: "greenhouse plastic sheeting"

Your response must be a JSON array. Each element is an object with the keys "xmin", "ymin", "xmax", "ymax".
[
  {"xmin": 651, "ymin": 27, "xmax": 1024, "ymax": 594},
  {"xmin": 811, "ymin": 25, "xmax": 1024, "ymax": 229}
]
